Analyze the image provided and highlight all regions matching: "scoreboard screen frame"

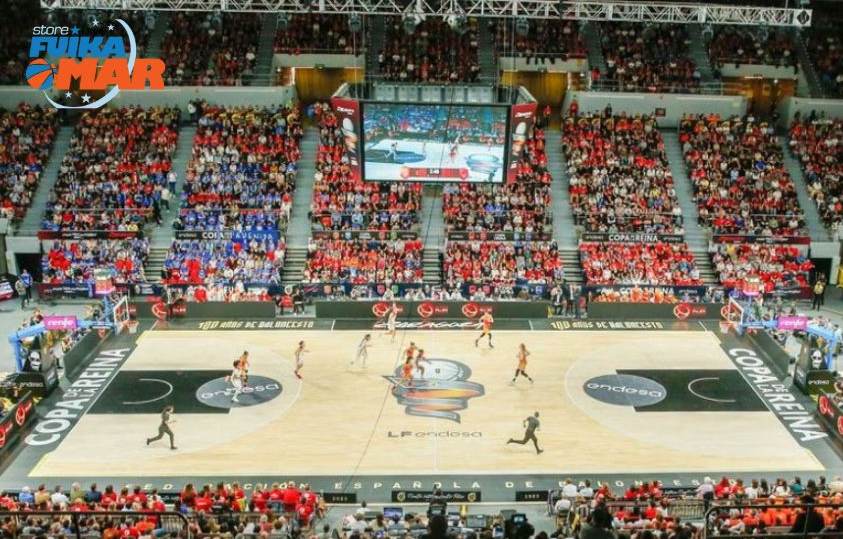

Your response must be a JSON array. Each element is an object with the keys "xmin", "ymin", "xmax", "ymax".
[{"xmin": 358, "ymin": 100, "xmax": 512, "ymax": 184}]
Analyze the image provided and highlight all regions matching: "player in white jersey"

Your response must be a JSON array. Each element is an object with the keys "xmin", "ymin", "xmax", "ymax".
[
  {"xmin": 386, "ymin": 303, "xmax": 399, "ymax": 342},
  {"xmin": 226, "ymin": 361, "xmax": 247, "ymax": 403},
  {"xmin": 351, "ymin": 334, "xmax": 372, "ymax": 367},
  {"xmin": 294, "ymin": 340, "xmax": 308, "ymax": 379}
]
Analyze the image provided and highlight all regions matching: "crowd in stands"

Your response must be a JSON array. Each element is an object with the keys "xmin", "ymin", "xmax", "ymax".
[
  {"xmin": 161, "ymin": 12, "xmax": 260, "ymax": 86},
  {"xmin": 274, "ymin": 14, "xmax": 362, "ymax": 54},
  {"xmin": 302, "ymin": 237, "xmax": 424, "ymax": 284},
  {"xmin": 378, "ymin": 17, "xmax": 481, "ymax": 83},
  {"xmin": 0, "ymin": 0, "xmax": 43, "ymax": 84},
  {"xmin": 599, "ymin": 23, "xmax": 699, "ymax": 93},
  {"xmin": 807, "ymin": 26, "xmax": 843, "ymax": 97},
  {"xmin": 44, "ymin": 106, "xmax": 179, "ymax": 232},
  {"xmin": 41, "ymin": 239, "xmax": 150, "ymax": 285},
  {"xmin": 492, "ymin": 19, "xmax": 584, "ymax": 61},
  {"xmin": 564, "ymin": 112, "xmax": 684, "ymax": 235},
  {"xmin": 789, "ymin": 117, "xmax": 843, "ymax": 229},
  {"xmin": 311, "ymin": 104, "xmax": 421, "ymax": 232},
  {"xmin": 442, "ymin": 240, "xmax": 563, "ymax": 289},
  {"xmin": 0, "ymin": 104, "xmax": 58, "ymax": 221},
  {"xmin": 176, "ymin": 104, "xmax": 302, "ymax": 233},
  {"xmin": 708, "ymin": 27, "xmax": 797, "ymax": 71},
  {"xmin": 443, "ymin": 129, "xmax": 551, "ymax": 235},
  {"xmin": 579, "ymin": 242, "xmax": 702, "ymax": 286},
  {"xmin": 680, "ymin": 114, "xmax": 806, "ymax": 238},
  {"xmin": 711, "ymin": 243, "xmax": 814, "ymax": 293},
  {"xmin": 163, "ymin": 237, "xmax": 285, "ymax": 286}
]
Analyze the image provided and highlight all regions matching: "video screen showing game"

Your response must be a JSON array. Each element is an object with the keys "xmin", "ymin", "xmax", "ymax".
[{"xmin": 361, "ymin": 103, "xmax": 508, "ymax": 183}]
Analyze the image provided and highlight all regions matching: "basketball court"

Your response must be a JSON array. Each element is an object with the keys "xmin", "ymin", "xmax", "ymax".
[{"xmin": 4, "ymin": 320, "xmax": 835, "ymax": 500}]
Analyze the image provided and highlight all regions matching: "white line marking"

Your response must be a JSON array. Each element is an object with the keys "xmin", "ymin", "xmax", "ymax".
[
  {"xmin": 122, "ymin": 378, "xmax": 174, "ymax": 405},
  {"xmin": 687, "ymin": 377, "xmax": 736, "ymax": 404}
]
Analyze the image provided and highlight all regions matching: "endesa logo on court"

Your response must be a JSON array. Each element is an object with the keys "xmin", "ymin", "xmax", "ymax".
[{"xmin": 25, "ymin": 19, "xmax": 165, "ymax": 109}]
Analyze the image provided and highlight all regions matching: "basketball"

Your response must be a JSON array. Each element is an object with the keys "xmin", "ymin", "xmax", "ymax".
[{"xmin": 25, "ymin": 58, "xmax": 54, "ymax": 90}]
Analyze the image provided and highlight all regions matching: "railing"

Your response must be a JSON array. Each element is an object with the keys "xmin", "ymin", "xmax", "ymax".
[
  {"xmin": 573, "ymin": 211, "xmax": 684, "ymax": 232},
  {"xmin": 6, "ymin": 511, "xmax": 189, "ymax": 539},
  {"xmin": 587, "ymin": 76, "xmax": 729, "ymax": 95}
]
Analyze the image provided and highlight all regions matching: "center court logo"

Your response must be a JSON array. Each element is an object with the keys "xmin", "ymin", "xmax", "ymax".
[
  {"xmin": 583, "ymin": 374, "xmax": 667, "ymax": 407},
  {"xmin": 195, "ymin": 375, "xmax": 283, "ymax": 409},
  {"xmin": 384, "ymin": 359, "xmax": 484, "ymax": 423},
  {"xmin": 25, "ymin": 18, "xmax": 165, "ymax": 109}
]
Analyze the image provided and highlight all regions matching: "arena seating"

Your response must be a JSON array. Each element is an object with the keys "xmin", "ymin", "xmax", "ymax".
[
  {"xmin": 176, "ymin": 104, "xmax": 302, "ymax": 233},
  {"xmin": 302, "ymin": 237, "xmax": 424, "ymax": 284},
  {"xmin": 711, "ymin": 243, "xmax": 814, "ymax": 294},
  {"xmin": 443, "ymin": 129, "xmax": 551, "ymax": 235},
  {"xmin": 579, "ymin": 241, "xmax": 702, "ymax": 286},
  {"xmin": 41, "ymin": 239, "xmax": 150, "ymax": 285},
  {"xmin": 311, "ymin": 106, "xmax": 421, "ymax": 232},
  {"xmin": 788, "ymin": 118, "xmax": 843, "ymax": 228},
  {"xmin": 598, "ymin": 23, "xmax": 699, "ymax": 93},
  {"xmin": 806, "ymin": 27, "xmax": 843, "ymax": 97},
  {"xmin": 163, "ymin": 237, "xmax": 285, "ymax": 285},
  {"xmin": 492, "ymin": 19, "xmax": 584, "ymax": 61},
  {"xmin": 43, "ymin": 106, "xmax": 180, "ymax": 232},
  {"xmin": 0, "ymin": 0, "xmax": 43, "ymax": 84},
  {"xmin": 274, "ymin": 14, "xmax": 362, "ymax": 54},
  {"xmin": 378, "ymin": 17, "xmax": 480, "ymax": 83},
  {"xmin": 563, "ymin": 113, "xmax": 683, "ymax": 234},
  {"xmin": 708, "ymin": 27, "xmax": 797, "ymax": 70},
  {"xmin": 0, "ymin": 104, "xmax": 58, "ymax": 221},
  {"xmin": 442, "ymin": 240, "xmax": 563, "ymax": 290},
  {"xmin": 680, "ymin": 114, "xmax": 806, "ymax": 238},
  {"xmin": 162, "ymin": 12, "xmax": 260, "ymax": 86}
]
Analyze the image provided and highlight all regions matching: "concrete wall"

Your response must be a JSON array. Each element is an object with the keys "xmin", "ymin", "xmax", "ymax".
[
  {"xmin": 0, "ymin": 86, "xmax": 298, "ymax": 114},
  {"xmin": 498, "ymin": 56, "xmax": 588, "ymax": 74},
  {"xmin": 563, "ymin": 90, "xmax": 747, "ymax": 127},
  {"xmin": 273, "ymin": 53, "xmax": 363, "ymax": 69}
]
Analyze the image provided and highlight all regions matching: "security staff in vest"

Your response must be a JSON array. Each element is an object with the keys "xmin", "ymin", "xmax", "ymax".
[{"xmin": 146, "ymin": 405, "xmax": 177, "ymax": 450}]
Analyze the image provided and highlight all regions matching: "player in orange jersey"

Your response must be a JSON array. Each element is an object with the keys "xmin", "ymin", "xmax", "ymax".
[{"xmin": 474, "ymin": 311, "xmax": 494, "ymax": 349}]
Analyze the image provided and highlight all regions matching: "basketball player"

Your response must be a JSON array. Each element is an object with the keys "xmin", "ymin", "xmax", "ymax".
[
  {"xmin": 227, "ymin": 360, "xmax": 246, "ymax": 402},
  {"xmin": 400, "ymin": 357, "xmax": 414, "ymax": 387},
  {"xmin": 511, "ymin": 343, "xmax": 534, "ymax": 384},
  {"xmin": 414, "ymin": 348, "xmax": 429, "ymax": 379},
  {"xmin": 294, "ymin": 341, "xmax": 308, "ymax": 379},
  {"xmin": 351, "ymin": 334, "xmax": 372, "ymax": 367},
  {"xmin": 474, "ymin": 311, "xmax": 494, "ymax": 348},
  {"xmin": 146, "ymin": 405, "xmax": 177, "ymax": 450},
  {"xmin": 449, "ymin": 139, "xmax": 459, "ymax": 162},
  {"xmin": 386, "ymin": 303, "xmax": 399, "ymax": 342},
  {"xmin": 404, "ymin": 341, "xmax": 418, "ymax": 364},
  {"xmin": 236, "ymin": 350, "xmax": 250, "ymax": 385},
  {"xmin": 387, "ymin": 141, "xmax": 399, "ymax": 162},
  {"xmin": 506, "ymin": 411, "xmax": 543, "ymax": 454}
]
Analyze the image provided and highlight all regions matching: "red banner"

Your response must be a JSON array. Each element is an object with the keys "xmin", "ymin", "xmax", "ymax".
[
  {"xmin": 331, "ymin": 97, "xmax": 362, "ymax": 182},
  {"xmin": 507, "ymin": 103, "xmax": 537, "ymax": 183}
]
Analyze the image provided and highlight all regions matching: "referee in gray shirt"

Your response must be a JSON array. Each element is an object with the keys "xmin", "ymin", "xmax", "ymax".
[{"xmin": 507, "ymin": 411, "xmax": 543, "ymax": 454}]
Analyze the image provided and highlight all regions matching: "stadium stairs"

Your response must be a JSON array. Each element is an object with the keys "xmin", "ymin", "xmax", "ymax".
[
  {"xmin": 661, "ymin": 130, "xmax": 718, "ymax": 286},
  {"xmin": 143, "ymin": 125, "xmax": 197, "ymax": 283},
  {"xmin": 18, "ymin": 125, "xmax": 74, "ymax": 235},
  {"xmin": 143, "ymin": 12, "xmax": 170, "ymax": 60},
  {"xmin": 281, "ymin": 247, "xmax": 307, "ymax": 288},
  {"xmin": 286, "ymin": 126, "xmax": 319, "ymax": 251},
  {"xmin": 547, "ymin": 128, "xmax": 578, "ymax": 250},
  {"xmin": 781, "ymin": 136, "xmax": 831, "ymax": 241},
  {"xmin": 582, "ymin": 21, "xmax": 607, "ymax": 77},
  {"xmin": 478, "ymin": 21, "xmax": 498, "ymax": 81},
  {"xmin": 794, "ymin": 30, "xmax": 826, "ymax": 98},
  {"xmin": 366, "ymin": 16, "xmax": 386, "ymax": 76},
  {"xmin": 686, "ymin": 25, "xmax": 716, "ymax": 84},
  {"xmin": 250, "ymin": 14, "xmax": 278, "ymax": 86},
  {"xmin": 420, "ymin": 185, "xmax": 444, "ymax": 286}
]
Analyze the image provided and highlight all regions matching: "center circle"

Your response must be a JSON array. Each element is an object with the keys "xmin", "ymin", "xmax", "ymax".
[
  {"xmin": 195, "ymin": 375, "xmax": 283, "ymax": 409},
  {"xmin": 582, "ymin": 374, "xmax": 667, "ymax": 407}
]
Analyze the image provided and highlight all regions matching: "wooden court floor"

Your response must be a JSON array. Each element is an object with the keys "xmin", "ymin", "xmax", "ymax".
[{"xmin": 31, "ymin": 329, "xmax": 822, "ymax": 478}]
